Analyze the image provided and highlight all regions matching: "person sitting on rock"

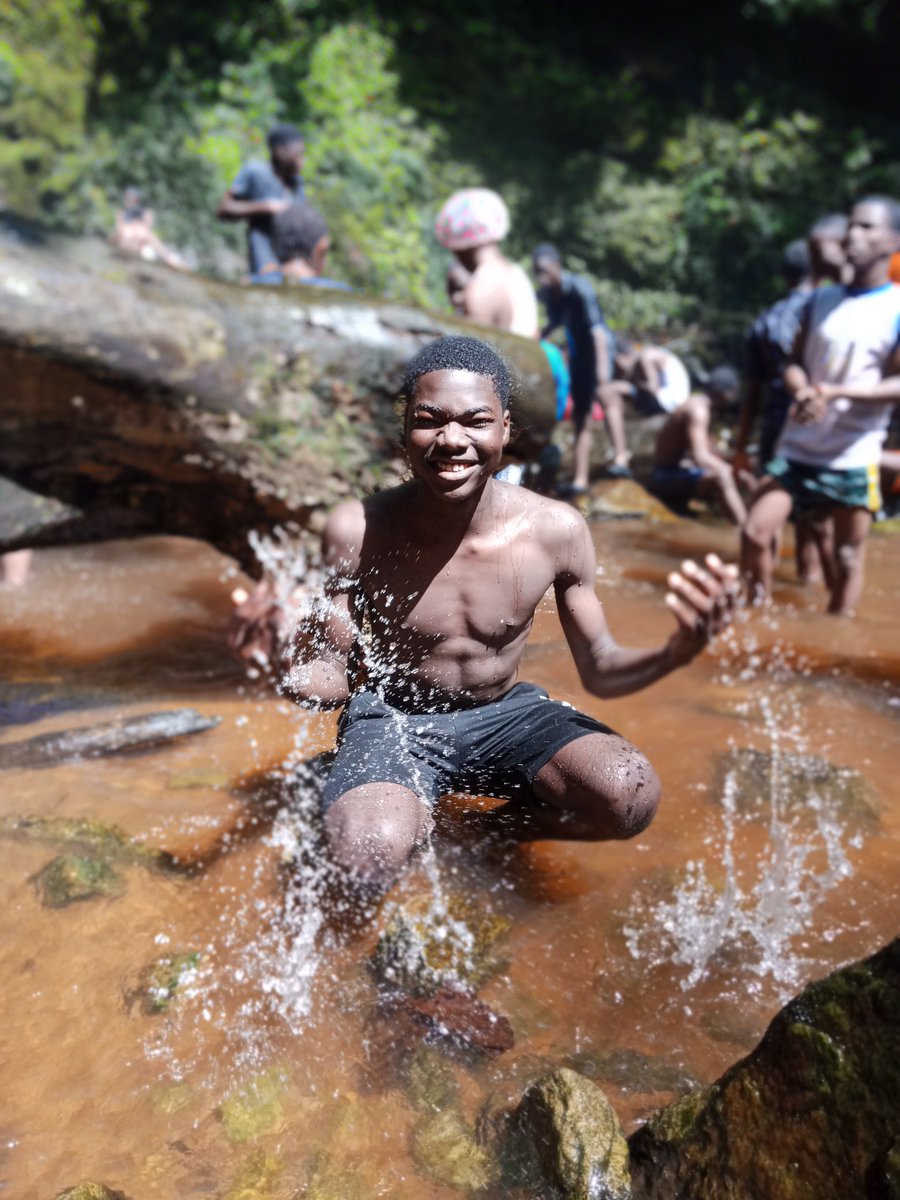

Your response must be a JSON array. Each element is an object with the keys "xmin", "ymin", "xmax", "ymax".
[
  {"xmin": 435, "ymin": 189, "xmax": 539, "ymax": 339},
  {"xmin": 649, "ymin": 366, "xmax": 748, "ymax": 525},
  {"xmin": 598, "ymin": 341, "xmax": 692, "ymax": 477},
  {"xmin": 249, "ymin": 202, "xmax": 351, "ymax": 290},
  {"xmin": 230, "ymin": 334, "xmax": 739, "ymax": 901},
  {"xmin": 110, "ymin": 188, "xmax": 188, "ymax": 271}
]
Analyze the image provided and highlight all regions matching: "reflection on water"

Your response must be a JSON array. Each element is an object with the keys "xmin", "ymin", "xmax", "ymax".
[{"xmin": 0, "ymin": 527, "xmax": 897, "ymax": 1198}]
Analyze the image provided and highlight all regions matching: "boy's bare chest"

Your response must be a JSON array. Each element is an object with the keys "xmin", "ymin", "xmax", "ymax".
[{"xmin": 358, "ymin": 536, "xmax": 551, "ymax": 642}]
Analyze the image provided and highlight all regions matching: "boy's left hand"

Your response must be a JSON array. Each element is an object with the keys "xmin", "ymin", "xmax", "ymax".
[{"xmin": 664, "ymin": 553, "xmax": 740, "ymax": 664}]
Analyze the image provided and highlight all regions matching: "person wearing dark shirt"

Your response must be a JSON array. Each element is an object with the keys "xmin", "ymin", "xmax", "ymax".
[
  {"xmin": 533, "ymin": 245, "xmax": 614, "ymax": 493},
  {"xmin": 249, "ymin": 202, "xmax": 351, "ymax": 290},
  {"xmin": 735, "ymin": 239, "xmax": 813, "ymax": 474},
  {"xmin": 217, "ymin": 123, "xmax": 306, "ymax": 275}
]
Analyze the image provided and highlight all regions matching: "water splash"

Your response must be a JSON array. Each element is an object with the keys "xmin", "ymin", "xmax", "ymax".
[{"xmin": 626, "ymin": 616, "xmax": 856, "ymax": 994}]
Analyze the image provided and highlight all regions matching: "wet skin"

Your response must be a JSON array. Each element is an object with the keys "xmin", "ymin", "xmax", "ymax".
[{"xmin": 277, "ymin": 369, "xmax": 738, "ymax": 888}]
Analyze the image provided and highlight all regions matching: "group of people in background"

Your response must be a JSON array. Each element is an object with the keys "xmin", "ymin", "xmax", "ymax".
[{"xmin": 103, "ymin": 121, "xmax": 900, "ymax": 621}]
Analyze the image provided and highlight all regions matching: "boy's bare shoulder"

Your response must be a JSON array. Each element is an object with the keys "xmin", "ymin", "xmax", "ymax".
[{"xmin": 501, "ymin": 482, "xmax": 590, "ymax": 545}]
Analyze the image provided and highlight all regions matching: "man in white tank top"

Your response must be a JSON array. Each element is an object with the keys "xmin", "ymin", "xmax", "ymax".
[
  {"xmin": 742, "ymin": 195, "xmax": 900, "ymax": 615},
  {"xmin": 435, "ymin": 188, "xmax": 539, "ymax": 339}
]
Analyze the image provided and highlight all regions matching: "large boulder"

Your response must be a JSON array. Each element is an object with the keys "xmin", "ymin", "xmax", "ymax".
[{"xmin": 628, "ymin": 938, "xmax": 900, "ymax": 1199}]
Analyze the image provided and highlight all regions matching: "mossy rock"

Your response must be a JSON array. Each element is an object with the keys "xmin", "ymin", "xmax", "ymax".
[
  {"xmin": 32, "ymin": 853, "xmax": 125, "ymax": 907},
  {"xmin": 299, "ymin": 1150, "xmax": 362, "ymax": 1200},
  {"xmin": 714, "ymin": 747, "xmax": 880, "ymax": 831},
  {"xmin": 586, "ymin": 478, "xmax": 681, "ymax": 523},
  {"xmin": 506, "ymin": 1067, "xmax": 631, "ymax": 1200},
  {"xmin": 223, "ymin": 1148, "xmax": 279, "ymax": 1200},
  {"xmin": 371, "ymin": 892, "xmax": 512, "ymax": 994},
  {"xmin": 218, "ymin": 1068, "xmax": 288, "ymax": 1144},
  {"xmin": 628, "ymin": 938, "xmax": 900, "ymax": 1200},
  {"xmin": 54, "ymin": 1186, "xmax": 130, "ymax": 1200},
  {"xmin": 411, "ymin": 1106, "xmax": 498, "ymax": 1192},
  {"xmin": 126, "ymin": 951, "xmax": 201, "ymax": 1015},
  {"xmin": 404, "ymin": 1045, "xmax": 460, "ymax": 1115},
  {"xmin": 2, "ymin": 813, "xmax": 179, "ymax": 872}
]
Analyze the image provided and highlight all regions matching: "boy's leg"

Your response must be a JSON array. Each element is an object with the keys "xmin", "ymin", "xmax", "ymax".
[
  {"xmin": 325, "ymin": 784, "xmax": 430, "ymax": 894},
  {"xmin": 795, "ymin": 511, "xmax": 835, "ymax": 588},
  {"xmin": 827, "ymin": 506, "xmax": 871, "ymax": 616},
  {"xmin": 598, "ymin": 381, "xmax": 630, "ymax": 468},
  {"xmin": 741, "ymin": 479, "xmax": 793, "ymax": 603}
]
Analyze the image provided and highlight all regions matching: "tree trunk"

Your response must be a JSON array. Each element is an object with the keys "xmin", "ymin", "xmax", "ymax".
[{"xmin": 0, "ymin": 214, "xmax": 555, "ymax": 572}]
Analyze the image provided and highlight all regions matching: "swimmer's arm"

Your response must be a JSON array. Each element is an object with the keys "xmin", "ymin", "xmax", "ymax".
[
  {"xmin": 591, "ymin": 327, "xmax": 609, "ymax": 387},
  {"xmin": 554, "ymin": 517, "xmax": 737, "ymax": 697},
  {"xmin": 216, "ymin": 189, "xmax": 288, "ymax": 222},
  {"xmin": 815, "ymin": 346, "xmax": 900, "ymax": 403},
  {"xmin": 685, "ymin": 401, "xmax": 731, "ymax": 474},
  {"xmin": 280, "ymin": 503, "xmax": 365, "ymax": 709}
]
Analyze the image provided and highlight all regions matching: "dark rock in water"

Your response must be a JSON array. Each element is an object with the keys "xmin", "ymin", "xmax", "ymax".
[
  {"xmin": 565, "ymin": 1047, "xmax": 699, "ymax": 1097},
  {"xmin": 371, "ymin": 892, "xmax": 512, "ymax": 994},
  {"xmin": 715, "ymin": 746, "xmax": 880, "ymax": 830},
  {"xmin": 628, "ymin": 937, "xmax": 900, "ymax": 1200},
  {"xmin": 53, "ymin": 1183, "xmax": 130, "ymax": 1199},
  {"xmin": 411, "ymin": 1106, "xmax": 498, "ymax": 1192},
  {"xmin": 125, "ymin": 951, "xmax": 202, "ymax": 1015},
  {"xmin": 381, "ymin": 984, "xmax": 515, "ymax": 1056},
  {"xmin": 506, "ymin": 1067, "xmax": 631, "ymax": 1200},
  {"xmin": 32, "ymin": 854, "xmax": 125, "ymax": 907},
  {"xmin": 0, "ymin": 708, "xmax": 220, "ymax": 770},
  {"xmin": 0, "ymin": 814, "xmax": 181, "ymax": 872},
  {"xmin": 0, "ymin": 678, "xmax": 116, "ymax": 729}
]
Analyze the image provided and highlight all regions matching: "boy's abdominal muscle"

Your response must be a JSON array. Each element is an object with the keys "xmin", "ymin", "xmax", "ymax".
[{"xmin": 367, "ymin": 636, "xmax": 529, "ymax": 712}]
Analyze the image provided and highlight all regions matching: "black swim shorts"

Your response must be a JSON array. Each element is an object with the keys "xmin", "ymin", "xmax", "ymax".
[{"xmin": 322, "ymin": 682, "xmax": 616, "ymax": 809}]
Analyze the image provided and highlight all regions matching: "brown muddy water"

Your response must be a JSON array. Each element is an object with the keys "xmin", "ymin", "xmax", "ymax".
[{"xmin": 0, "ymin": 521, "xmax": 897, "ymax": 1199}]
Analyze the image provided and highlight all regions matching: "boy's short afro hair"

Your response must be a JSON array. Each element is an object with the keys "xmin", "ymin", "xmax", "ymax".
[
  {"xmin": 271, "ymin": 201, "xmax": 329, "ymax": 264},
  {"xmin": 400, "ymin": 335, "xmax": 511, "ymax": 410}
]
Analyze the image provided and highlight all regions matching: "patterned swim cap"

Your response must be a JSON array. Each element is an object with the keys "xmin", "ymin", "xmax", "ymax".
[{"xmin": 434, "ymin": 188, "xmax": 510, "ymax": 251}]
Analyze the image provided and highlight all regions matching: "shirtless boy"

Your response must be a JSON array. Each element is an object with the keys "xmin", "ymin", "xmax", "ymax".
[
  {"xmin": 435, "ymin": 189, "xmax": 539, "ymax": 339},
  {"xmin": 650, "ymin": 366, "xmax": 747, "ymax": 525},
  {"xmin": 239, "ymin": 336, "xmax": 737, "ymax": 896}
]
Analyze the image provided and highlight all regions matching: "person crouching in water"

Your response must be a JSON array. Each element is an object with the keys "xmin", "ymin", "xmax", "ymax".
[
  {"xmin": 649, "ymin": 366, "xmax": 748, "ymax": 525},
  {"xmin": 232, "ymin": 335, "xmax": 739, "ymax": 900}
]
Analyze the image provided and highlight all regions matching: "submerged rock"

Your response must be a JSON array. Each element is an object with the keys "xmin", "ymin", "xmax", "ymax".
[
  {"xmin": 218, "ymin": 1068, "xmax": 288, "ymax": 1144},
  {"xmin": 715, "ymin": 746, "xmax": 880, "ymax": 830},
  {"xmin": 0, "ymin": 813, "xmax": 180, "ymax": 872},
  {"xmin": 302, "ymin": 1149, "xmax": 362, "ymax": 1200},
  {"xmin": 404, "ymin": 1045, "xmax": 460, "ymax": 1114},
  {"xmin": 507, "ymin": 1067, "xmax": 631, "ymax": 1200},
  {"xmin": 33, "ymin": 853, "xmax": 125, "ymax": 907},
  {"xmin": 125, "ymin": 951, "xmax": 201, "ymax": 1015},
  {"xmin": 381, "ymin": 984, "xmax": 515, "ymax": 1056},
  {"xmin": 371, "ymin": 892, "xmax": 512, "ymax": 995},
  {"xmin": 0, "ymin": 707, "xmax": 220, "ymax": 770},
  {"xmin": 411, "ymin": 1106, "xmax": 498, "ymax": 1192},
  {"xmin": 565, "ymin": 1047, "xmax": 699, "ymax": 1097},
  {"xmin": 628, "ymin": 937, "xmax": 900, "ymax": 1200},
  {"xmin": 53, "ymin": 1186, "xmax": 130, "ymax": 1200},
  {"xmin": 223, "ymin": 1149, "xmax": 279, "ymax": 1200}
]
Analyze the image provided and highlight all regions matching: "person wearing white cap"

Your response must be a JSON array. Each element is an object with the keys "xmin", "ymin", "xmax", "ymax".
[{"xmin": 435, "ymin": 188, "xmax": 539, "ymax": 339}]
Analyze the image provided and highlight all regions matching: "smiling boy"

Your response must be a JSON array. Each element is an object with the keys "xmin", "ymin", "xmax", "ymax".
[{"xmin": 259, "ymin": 336, "xmax": 738, "ymax": 895}]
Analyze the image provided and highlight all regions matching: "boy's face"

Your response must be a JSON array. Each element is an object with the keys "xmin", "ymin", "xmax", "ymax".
[
  {"xmin": 845, "ymin": 201, "xmax": 900, "ymax": 274},
  {"xmin": 405, "ymin": 369, "xmax": 510, "ymax": 502},
  {"xmin": 533, "ymin": 256, "xmax": 562, "ymax": 295},
  {"xmin": 272, "ymin": 140, "xmax": 305, "ymax": 179}
]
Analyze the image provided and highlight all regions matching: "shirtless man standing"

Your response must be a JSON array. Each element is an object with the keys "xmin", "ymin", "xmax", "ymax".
[
  {"xmin": 238, "ymin": 336, "xmax": 737, "ymax": 896},
  {"xmin": 435, "ymin": 190, "xmax": 539, "ymax": 338}
]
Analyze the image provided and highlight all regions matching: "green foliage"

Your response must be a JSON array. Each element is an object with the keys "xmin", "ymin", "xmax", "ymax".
[{"xmin": 2, "ymin": 0, "xmax": 900, "ymax": 340}]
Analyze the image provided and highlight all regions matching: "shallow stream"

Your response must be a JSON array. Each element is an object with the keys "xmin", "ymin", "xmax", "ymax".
[{"xmin": 1, "ymin": 519, "xmax": 897, "ymax": 1198}]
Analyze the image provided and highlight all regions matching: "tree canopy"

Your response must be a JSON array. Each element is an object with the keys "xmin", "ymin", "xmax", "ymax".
[{"xmin": 1, "ymin": 0, "xmax": 897, "ymax": 347}]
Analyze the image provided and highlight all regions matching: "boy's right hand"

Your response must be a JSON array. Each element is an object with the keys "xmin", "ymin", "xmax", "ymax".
[{"xmin": 227, "ymin": 581, "xmax": 284, "ymax": 669}]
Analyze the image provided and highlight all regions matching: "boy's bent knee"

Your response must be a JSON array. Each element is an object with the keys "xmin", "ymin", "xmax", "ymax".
[
  {"xmin": 325, "ymin": 784, "xmax": 427, "ymax": 887},
  {"xmin": 603, "ymin": 747, "xmax": 660, "ymax": 838}
]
